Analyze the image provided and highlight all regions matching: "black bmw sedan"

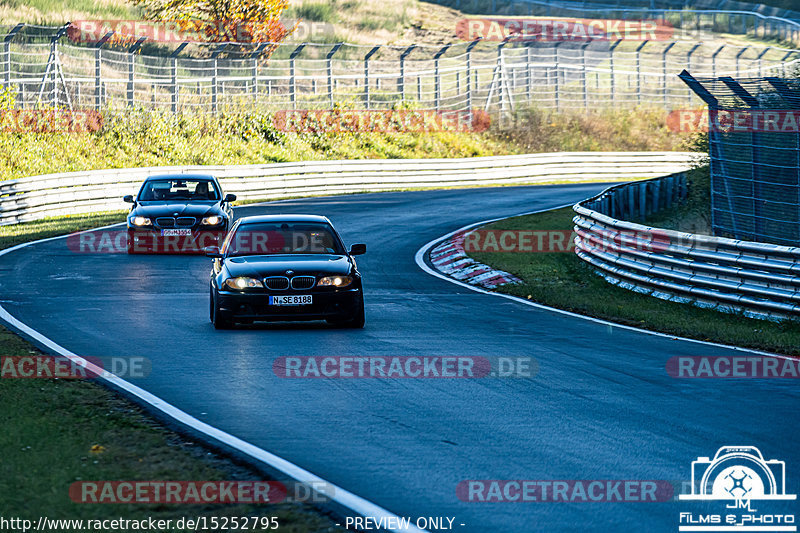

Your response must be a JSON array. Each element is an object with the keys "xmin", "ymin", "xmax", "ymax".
[
  {"xmin": 124, "ymin": 174, "xmax": 236, "ymax": 254},
  {"xmin": 206, "ymin": 214, "xmax": 366, "ymax": 329}
]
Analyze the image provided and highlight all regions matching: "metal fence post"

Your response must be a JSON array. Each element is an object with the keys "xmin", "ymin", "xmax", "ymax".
[
  {"xmin": 93, "ymin": 31, "xmax": 113, "ymax": 111},
  {"xmin": 581, "ymin": 40, "xmax": 591, "ymax": 109},
  {"xmin": 289, "ymin": 43, "xmax": 306, "ymax": 111},
  {"xmin": 433, "ymin": 44, "xmax": 450, "ymax": 111},
  {"xmin": 635, "ymin": 41, "xmax": 648, "ymax": 106},
  {"xmin": 2, "ymin": 24, "xmax": 23, "ymax": 92},
  {"xmin": 553, "ymin": 42, "xmax": 562, "ymax": 112},
  {"xmin": 250, "ymin": 43, "xmax": 267, "ymax": 102},
  {"xmin": 526, "ymin": 44, "xmax": 533, "ymax": 103},
  {"xmin": 711, "ymin": 45, "xmax": 725, "ymax": 79},
  {"xmin": 661, "ymin": 41, "xmax": 676, "ymax": 108},
  {"xmin": 363, "ymin": 45, "xmax": 380, "ymax": 109},
  {"xmin": 327, "ymin": 43, "xmax": 342, "ymax": 108},
  {"xmin": 399, "ymin": 44, "xmax": 415, "ymax": 103},
  {"xmin": 735, "ymin": 46, "xmax": 749, "ymax": 78},
  {"xmin": 609, "ymin": 40, "xmax": 621, "ymax": 106},
  {"xmin": 127, "ymin": 37, "xmax": 146, "ymax": 108},
  {"xmin": 686, "ymin": 43, "xmax": 701, "ymax": 103},
  {"xmin": 756, "ymin": 47, "xmax": 771, "ymax": 78},
  {"xmin": 210, "ymin": 43, "xmax": 228, "ymax": 114},
  {"xmin": 170, "ymin": 42, "xmax": 188, "ymax": 114},
  {"xmin": 466, "ymin": 39, "xmax": 480, "ymax": 111}
]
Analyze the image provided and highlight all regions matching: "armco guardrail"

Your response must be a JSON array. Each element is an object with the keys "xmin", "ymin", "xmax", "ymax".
[
  {"xmin": 573, "ymin": 172, "xmax": 800, "ymax": 320},
  {"xmin": 0, "ymin": 152, "xmax": 695, "ymax": 225}
]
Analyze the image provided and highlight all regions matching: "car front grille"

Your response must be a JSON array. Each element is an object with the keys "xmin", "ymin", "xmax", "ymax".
[
  {"xmin": 290, "ymin": 276, "xmax": 316, "ymax": 290},
  {"xmin": 156, "ymin": 217, "xmax": 175, "ymax": 227},
  {"xmin": 177, "ymin": 217, "xmax": 196, "ymax": 226},
  {"xmin": 264, "ymin": 276, "xmax": 290, "ymax": 290}
]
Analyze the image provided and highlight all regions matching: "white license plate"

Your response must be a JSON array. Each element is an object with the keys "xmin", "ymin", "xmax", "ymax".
[
  {"xmin": 270, "ymin": 295, "xmax": 312, "ymax": 306},
  {"xmin": 161, "ymin": 229, "xmax": 192, "ymax": 236}
]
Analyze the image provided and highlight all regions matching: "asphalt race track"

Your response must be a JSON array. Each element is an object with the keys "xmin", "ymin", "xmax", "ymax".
[{"xmin": 2, "ymin": 184, "xmax": 798, "ymax": 532}]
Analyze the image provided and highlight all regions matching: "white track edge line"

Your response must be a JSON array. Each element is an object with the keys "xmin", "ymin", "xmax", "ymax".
[
  {"xmin": 414, "ymin": 204, "xmax": 798, "ymax": 362},
  {"xmin": 0, "ymin": 223, "xmax": 427, "ymax": 533}
]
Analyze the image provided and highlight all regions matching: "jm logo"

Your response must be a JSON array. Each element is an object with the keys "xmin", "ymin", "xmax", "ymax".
[{"xmin": 679, "ymin": 446, "xmax": 796, "ymax": 503}]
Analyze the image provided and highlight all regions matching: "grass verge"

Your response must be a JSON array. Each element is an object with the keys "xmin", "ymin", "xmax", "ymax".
[
  {"xmin": 0, "ymin": 216, "xmax": 344, "ymax": 530},
  {"xmin": 466, "ymin": 201, "xmax": 800, "ymax": 357}
]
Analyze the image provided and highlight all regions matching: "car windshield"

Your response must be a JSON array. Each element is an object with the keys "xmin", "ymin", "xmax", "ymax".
[
  {"xmin": 139, "ymin": 179, "xmax": 219, "ymax": 201},
  {"xmin": 224, "ymin": 222, "xmax": 345, "ymax": 257}
]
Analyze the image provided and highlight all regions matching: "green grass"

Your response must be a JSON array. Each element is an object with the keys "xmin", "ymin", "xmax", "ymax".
[
  {"xmin": 0, "ymin": 331, "xmax": 345, "ymax": 529},
  {"xmin": 292, "ymin": 1, "xmax": 337, "ymax": 22},
  {"xmin": 0, "ymin": 211, "xmax": 127, "ymax": 249},
  {"xmin": 466, "ymin": 198, "xmax": 800, "ymax": 356},
  {"xmin": 0, "ymin": 102, "xmax": 694, "ymax": 182}
]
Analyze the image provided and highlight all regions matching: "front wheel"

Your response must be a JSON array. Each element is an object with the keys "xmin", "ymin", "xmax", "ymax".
[
  {"xmin": 328, "ymin": 301, "xmax": 365, "ymax": 329},
  {"xmin": 210, "ymin": 287, "xmax": 234, "ymax": 330}
]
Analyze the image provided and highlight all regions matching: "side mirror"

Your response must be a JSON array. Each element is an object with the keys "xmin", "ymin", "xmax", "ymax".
[
  {"xmin": 224, "ymin": 193, "xmax": 237, "ymax": 203},
  {"xmin": 123, "ymin": 195, "xmax": 135, "ymax": 203},
  {"xmin": 349, "ymin": 243, "xmax": 366, "ymax": 256},
  {"xmin": 204, "ymin": 246, "xmax": 223, "ymax": 258}
]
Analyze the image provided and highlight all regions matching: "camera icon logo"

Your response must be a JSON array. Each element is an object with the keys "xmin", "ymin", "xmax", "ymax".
[{"xmin": 680, "ymin": 446, "xmax": 796, "ymax": 501}]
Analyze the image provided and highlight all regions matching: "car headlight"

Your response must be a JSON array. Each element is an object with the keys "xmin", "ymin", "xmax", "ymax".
[
  {"xmin": 317, "ymin": 275, "xmax": 354, "ymax": 288},
  {"xmin": 223, "ymin": 277, "xmax": 264, "ymax": 290},
  {"xmin": 130, "ymin": 216, "xmax": 151, "ymax": 226},
  {"xmin": 202, "ymin": 215, "xmax": 224, "ymax": 226}
]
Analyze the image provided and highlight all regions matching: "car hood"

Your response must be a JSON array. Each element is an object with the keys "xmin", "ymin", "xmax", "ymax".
[
  {"xmin": 224, "ymin": 255, "xmax": 352, "ymax": 278},
  {"xmin": 133, "ymin": 202, "xmax": 220, "ymax": 218}
]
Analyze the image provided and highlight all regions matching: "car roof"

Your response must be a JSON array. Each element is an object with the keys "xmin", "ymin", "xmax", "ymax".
[
  {"xmin": 236, "ymin": 214, "xmax": 332, "ymax": 225},
  {"xmin": 144, "ymin": 173, "xmax": 218, "ymax": 182}
]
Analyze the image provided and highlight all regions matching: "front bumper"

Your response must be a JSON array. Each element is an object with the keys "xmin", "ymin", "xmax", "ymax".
[
  {"xmin": 127, "ymin": 228, "xmax": 225, "ymax": 254},
  {"xmin": 217, "ymin": 287, "xmax": 362, "ymax": 321}
]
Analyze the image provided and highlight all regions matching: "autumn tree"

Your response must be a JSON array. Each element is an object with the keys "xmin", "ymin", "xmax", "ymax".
[{"xmin": 130, "ymin": 0, "xmax": 295, "ymax": 54}]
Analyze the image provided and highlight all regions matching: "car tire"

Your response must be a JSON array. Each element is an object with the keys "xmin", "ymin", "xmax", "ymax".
[
  {"xmin": 210, "ymin": 287, "xmax": 234, "ymax": 330},
  {"xmin": 334, "ymin": 301, "xmax": 365, "ymax": 329}
]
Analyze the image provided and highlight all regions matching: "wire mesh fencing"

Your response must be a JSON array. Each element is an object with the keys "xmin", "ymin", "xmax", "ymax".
[
  {"xmin": 2, "ymin": 24, "xmax": 799, "ymax": 115},
  {"xmin": 682, "ymin": 73, "xmax": 800, "ymax": 246}
]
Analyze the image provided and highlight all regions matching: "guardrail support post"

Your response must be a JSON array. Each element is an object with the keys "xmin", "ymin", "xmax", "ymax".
[{"xmin": 639, "ymin": 183, "xmax": 647, "ymax": 219}]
